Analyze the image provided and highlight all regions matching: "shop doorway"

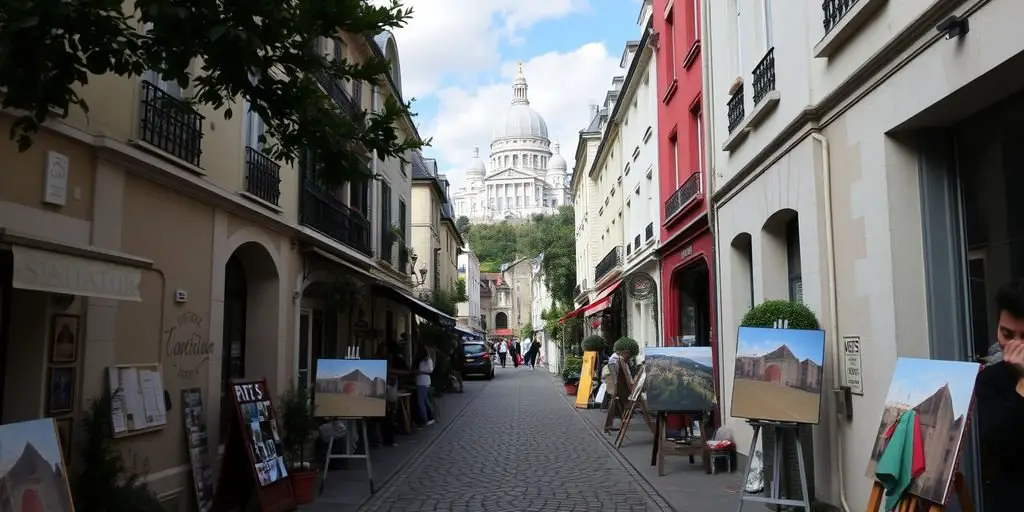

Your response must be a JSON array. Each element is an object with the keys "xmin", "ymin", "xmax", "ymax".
[{"xmin": 673, "ymin": 260, "xmax": 711, "ymax": 347}]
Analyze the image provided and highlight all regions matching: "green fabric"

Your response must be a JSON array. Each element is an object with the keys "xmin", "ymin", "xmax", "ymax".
[{"xmin": 875, "ymin": 410, "xmax": 916, "ymax": 511}]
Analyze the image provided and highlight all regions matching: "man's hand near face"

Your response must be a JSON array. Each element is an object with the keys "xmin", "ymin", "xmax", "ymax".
[{"xmin": 1003, "ymin": 339, "xmax": 1024, "ymax": 396}]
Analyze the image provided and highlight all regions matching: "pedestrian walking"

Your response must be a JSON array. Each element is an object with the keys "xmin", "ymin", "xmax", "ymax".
[
  {"xmin": 524, "ymin": 340, "xmax": 542, "ymax": 370},
  {"xmin": 412, "ymin": 346, "xmax": 436, "ymax": 427},
  {"xmin": 511, "ymin": 339, "xmax": 521, "ymax": 368},
  {"xmin": 497, "ymin": 339, "xmax": 509, "ymax": 368}
]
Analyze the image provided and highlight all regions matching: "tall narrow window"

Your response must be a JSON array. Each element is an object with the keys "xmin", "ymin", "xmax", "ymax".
[
  {"xmin": 381, "ymin": 182, "xmax": 392, "ymax": 260},
  {"xmin": 670, "ymin": 133, "xmax": 680, "ymax": 188},
  {"xmin": 244, "ymin": 102, "xmax": 264, "ymax": 150},
  {"xmin": 762, "ymin": 0, "xmax": 773, "ymax": 50},
  {"xmin": 689, "ymin": 0, "xmax": 700, "ymax": 43},
  {"xmin": 665, "ymin": 10, "xmax": 677, "ymax": 79},
  {"xmin": 733, "ymin": 0, "xmax": 744, "ymax": 75}
]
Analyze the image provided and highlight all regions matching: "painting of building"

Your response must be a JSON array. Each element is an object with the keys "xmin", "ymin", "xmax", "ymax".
[
  {"xmin": 643, "ymin": 347, "xmax": 716, "ymax": 412},
  {"xmin": 314, "ymin": 359, "xmax": 388, "ymax": 418},
  {"xmin": 865, "ymin": 358, "xmax": 978, "ymax": 505},
  {"xmin": 0, "ymin": 419, "xmax": 73, "ymax": 512},
  {"xmin": 731, "ymin": 327, "xmax": 826, "ymax": 424}
]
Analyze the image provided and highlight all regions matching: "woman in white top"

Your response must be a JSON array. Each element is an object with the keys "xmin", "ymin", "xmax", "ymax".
[
  {"xmin": 413, "ymin": 346, "xmax": 436, "ymax": 426},
  {"xmin": 497, "ymin": 340, "xmax": 509, "ymax": 368}
]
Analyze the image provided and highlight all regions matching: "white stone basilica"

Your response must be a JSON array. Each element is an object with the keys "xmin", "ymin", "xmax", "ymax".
[{"xmin": 452, "ymin": 64, "xmax": 570, "ymax": 224}]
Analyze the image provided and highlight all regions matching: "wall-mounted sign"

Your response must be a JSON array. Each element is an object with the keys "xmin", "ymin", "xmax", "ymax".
[
  {"xmin": 841, "ymin": 335, "xmax": 863, "ymax": 395},
  {"xmin": 624, "ymin": 273, "xmax": 656, "ymax": 301},
  {"xmin": 680, "ymin": 244, "xmax": 693, "ymax": 259}
]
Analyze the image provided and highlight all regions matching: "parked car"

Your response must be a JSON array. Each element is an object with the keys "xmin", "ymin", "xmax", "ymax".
[{"xmin": 461, "ymin": 341, "xmax": 494, "ymax": 379}]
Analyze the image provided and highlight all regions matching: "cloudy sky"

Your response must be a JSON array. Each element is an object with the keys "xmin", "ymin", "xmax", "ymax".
[{"xmin": 381, "ymin": 0, "xmax": 644, "ymax": 192}]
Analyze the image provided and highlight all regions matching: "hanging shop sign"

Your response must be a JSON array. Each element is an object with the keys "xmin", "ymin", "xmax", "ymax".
[
  {"xmin": 841, "ymin": 336, "xmax": 864, "ymax": 395},
  {"xmin": 625, "ymin": 273, "xmax": 656, "ymax": 301}
]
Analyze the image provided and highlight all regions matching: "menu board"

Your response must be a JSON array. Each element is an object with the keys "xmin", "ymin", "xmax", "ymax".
[
  {"xmin": 108, "ymin": 364, "xmax": 168, "ymax": 437},
  {"xmin": 215, "ymin": 378, "xmax": 294, "ymax": 512},
  {"xmin": 182, "ymin": 388, "xmax": 214, "ymax": 512}
]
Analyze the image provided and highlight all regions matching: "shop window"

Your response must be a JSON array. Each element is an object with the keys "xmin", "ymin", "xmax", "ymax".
[{"xmin": 731, "ymin": 233, "xmax": 754, "ymax": 313}]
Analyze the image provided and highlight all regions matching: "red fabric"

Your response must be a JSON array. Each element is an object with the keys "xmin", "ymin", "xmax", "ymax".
[
  {"xmin": 884, "ymin": 417, "xmax": 899, "ymax": 440},
  {"xmin": 911, "ymin": 413, "xmax": 926, "ymax": 479}
]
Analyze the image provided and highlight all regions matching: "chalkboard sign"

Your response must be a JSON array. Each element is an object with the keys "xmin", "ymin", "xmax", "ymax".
[
  {"xmin": 215, "ymin": 378, "xmax": 295, "ymax": 512},
  {"xmin": 182, "ymin": 388, "xmax": 214, "ymax": 512}
]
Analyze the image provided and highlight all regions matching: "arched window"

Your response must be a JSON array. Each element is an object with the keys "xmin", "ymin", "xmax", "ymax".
[{"xmin": 495, "ymin": 312, "xmax": 508, "ymax": 329}]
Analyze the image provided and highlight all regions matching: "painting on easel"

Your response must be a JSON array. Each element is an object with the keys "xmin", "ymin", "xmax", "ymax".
[
  {"xmin": 865, "ymin": 357, "xmax": 980, "ymax": 506},
  {"xmin": 314, "ymin": 359, "xmax": 388, "ymax": 418},
  {"xmin": 643, "ymin": 347, "xmax": 715, "ymax": 412},
  {"xmin": 731, "ymin": 326, "xmax": 825, "ymax": 424}
]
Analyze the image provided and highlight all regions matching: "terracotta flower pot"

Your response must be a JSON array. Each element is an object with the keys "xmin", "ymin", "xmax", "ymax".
[
  {"xmin": 289, "ymin": 468, "xmax": 319, "ymax": 505},
  {"xmin": 564, "ymin": 383, "xmax": 578, "ymax": 395}
]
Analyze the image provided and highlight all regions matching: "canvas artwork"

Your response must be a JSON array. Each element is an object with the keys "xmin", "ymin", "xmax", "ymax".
[
  {"xmin": 0, "ymin": 418, "xmax": 74, "ymax": 512},
  {"xmin": 731, "ymin": 327, "xmax": 826, "ymax": 424},
  {"xmin": 643, "ymin": 347, "xmax": 716, "ymax": 412},
  {"xmin": 865, "ymin": 357, "xmax": 979, "ymax": 505},
  {"xmin": 314, "ymin": 359, "xmax": 388, "ymax": 418}
]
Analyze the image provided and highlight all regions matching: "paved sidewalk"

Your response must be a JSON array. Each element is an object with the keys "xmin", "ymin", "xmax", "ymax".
[
  {"xmin": 302, "ymin": 378, "xmax": 486, "ymax": 511},
  {"xmin": 564, "ymin": 378, "xmax": 746, "ymax": 512}
]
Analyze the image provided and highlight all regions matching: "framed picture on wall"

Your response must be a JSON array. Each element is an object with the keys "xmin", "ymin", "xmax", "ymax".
[
  {"xmin": 55, "ymin": 417, "xmax": 73, "ymax": 462},
  {"xmin": 50, "ymin": 314, "xmax": 79, "ymax": 363},
  {"xmin": 48, "ymin": 366, "xmax": 76, "ymax": 414}
]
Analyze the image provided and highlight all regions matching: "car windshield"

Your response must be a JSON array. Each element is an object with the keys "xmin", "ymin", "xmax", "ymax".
[{"xmin": 463, "ymin": 344, "xmax": 487, "ymax": 355}]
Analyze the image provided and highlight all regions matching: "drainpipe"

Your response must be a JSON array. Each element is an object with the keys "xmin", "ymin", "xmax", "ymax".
[{"xmin": 810, "ymin": 131, "xmax": 851, "ymax": 512}]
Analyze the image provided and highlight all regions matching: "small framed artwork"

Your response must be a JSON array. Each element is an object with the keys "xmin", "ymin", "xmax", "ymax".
[
  {"xmin": 48, "ymin": 366, "xmax": 76, "ymax": 414},
  {"xmin": 55, "ymin": 417, "xmax": 73, "ymax": 462},
  {"xmin": 50, "ymin": 314, "xmax": 79, "ymax": 363}
]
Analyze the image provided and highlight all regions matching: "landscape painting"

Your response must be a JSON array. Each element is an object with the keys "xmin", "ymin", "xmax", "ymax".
[
  {"xmin": 865, "ymin": 357, "xmax": 979, "ymax": 505},
  {"xmin": 731, "ymin": 327, "xmax": 825, "ymax": 424},
  {"xmin": 0, "ymin": 418, "xmax": 73, "ymax": 512},
  {"xmin": 643, "ymin": 347, "xmax": 716, "ymax": 412},
  {"xmin": 314, "ymin": 359, "xmax": 388, "ymax": 418}
]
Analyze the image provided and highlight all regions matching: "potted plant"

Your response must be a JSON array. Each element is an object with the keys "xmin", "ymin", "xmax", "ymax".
[
  {"xmin": 581, "ymin": 334, "xmax": 606, "ymax": 353},
  {"xmin": 279, "ymin": 383, "xmax": 319, "ymax": 504},
  {"xmin": 740, "ymin": 299, "xmax": 820, "ymax": 329},
  {"xmin": 562, "ymin": 356, "xmax": 583, "ymax": 395}
]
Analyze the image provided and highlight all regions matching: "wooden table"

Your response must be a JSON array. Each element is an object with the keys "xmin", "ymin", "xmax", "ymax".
[{"xmin": 395, "ymin": 392, "xmax": 412, "ymax": 434}]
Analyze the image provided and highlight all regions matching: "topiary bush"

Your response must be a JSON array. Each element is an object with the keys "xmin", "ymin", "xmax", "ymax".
[
  {"xmin": 740, "ymin": 299, "xmax": 820, "ymax": 330},
  {"xmin": 581, "ymin": 334, "xmax": 606, "ymax": 352},
  {"xmin": 562, "ymin": 356, "xmax": 583, "ymax": 383},
  {"xmin": 613, "ymin": 337, "xmax": 640, "ymax": 357}
]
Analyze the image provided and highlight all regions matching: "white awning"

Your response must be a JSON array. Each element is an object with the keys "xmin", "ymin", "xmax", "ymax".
[{"xmin": 11, "ymin": 245, "xmax": 143, "ymax": 301}]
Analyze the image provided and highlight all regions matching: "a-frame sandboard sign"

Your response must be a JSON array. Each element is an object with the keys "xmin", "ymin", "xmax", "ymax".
[{"xmin": 214, "ymin": 378, "xmax": 296, "ymax": 512}]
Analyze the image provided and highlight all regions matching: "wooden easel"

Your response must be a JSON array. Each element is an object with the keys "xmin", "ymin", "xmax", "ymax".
[
  {"xmin": 650, "ymin": 410, "xmax": 708, "ymax": 476},
  {"xmin": 737, "ymin": 420, "xmax": 812, "ymax": 511},
  {"xmin": 614, "ymin": 368, "xmax": 654, "ymax": 448},
  {"xmin": 603, "ymin": 361, "xmax": 632, "ymax": 434},
  {"xmin": 865, "ymin": 472, "xmax": 973, "ymax": 512},
  {"xmin": 318, "ymin": 417, "xmax": 374, "ymax": 495}
]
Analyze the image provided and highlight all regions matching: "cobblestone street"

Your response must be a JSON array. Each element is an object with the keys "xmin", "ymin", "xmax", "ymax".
[{"xmin": 360, "ymin": 368, "xmax": 673, "ymax": 511}]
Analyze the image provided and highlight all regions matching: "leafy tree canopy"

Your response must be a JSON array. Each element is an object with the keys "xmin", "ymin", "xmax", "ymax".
[
  {"xmin": 464, "ymin": 206, "xmax": 576, "ymax": 307},
  {"xmin": 455, "ymin": 215, "xmax": 470, "ymax": 235},
  {"xmin": 0, "ymin": 0, "xmax": 426, "ymax": 185}
]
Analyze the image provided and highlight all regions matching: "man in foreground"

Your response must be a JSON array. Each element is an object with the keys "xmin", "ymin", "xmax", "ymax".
[{"xmin": 976, "ymin": 279, "xmax": 1024, "ymax": 508}]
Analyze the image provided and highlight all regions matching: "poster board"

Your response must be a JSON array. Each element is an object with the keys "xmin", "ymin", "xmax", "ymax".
[
  {"xmin": 108, "ymin": 363, "xmax": 168, "ymax": 437},
  {"xmin": 215, "ymin": 378, "xmax": 295, "ymax": 512},
  {"xmin": 182, "ymin": 388, "xmax": 214, "ymax": 512},
  {"xmin": 575, "ymin": 351, "xmax": 598, "ymax": 408}
]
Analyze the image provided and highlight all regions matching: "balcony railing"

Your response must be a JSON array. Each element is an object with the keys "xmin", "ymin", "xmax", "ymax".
[
  {"xmin": 752, "ymin": 48, "xmax": 776, "ymax": 105},
  {"xmin": 823, "ymin": 0, "xmax": 859, "ymax": 34},
  {"xmin": 594, "ymin": 246, "xmax": 622, "ymax": 283},
  {"xmin": 665, "ymin": 172, "xmax": 702, "ymax": 219},
  {"xmin": 139, "ymin": 81, "xmax": 204, "ymax": 166},
  {"xmin": 300, "ymin": 180, "xmax": 372, "ymax": 256},
  {"xmin": 244, "ymin": 147, "xmax": 282, "ymax": 205},
  {"xmin": 313, "ymin": 70, "xmax": 358, "ymax": 119},
  {"xmin": 727, "ymin": 85, "xmax": 745, "ymax": 134}
]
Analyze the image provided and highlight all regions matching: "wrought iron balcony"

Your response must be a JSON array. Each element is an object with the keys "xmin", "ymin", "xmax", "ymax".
[
  {"xmin": 822, "ymin": 0, "xmax": 859, "ymax": 34},
  {"xmin": 139, "ymin": 81, "xmax": 204, "ymax": 166},
  {"xmin": 665, "ymin": 172, "xmax": 702, "ymax": 220},
  {"xmin": 313, "ymin": 70, "xmax": 358, "ymax": 119},
  {"xmin": 752, "ymin": 48, "xmax": 776, "ymax": 105},
  {"xmin": 594, "ymin": 246, "xmax": 622, "ymax": 283},
  {"xmin": 244, "ymin": 147, "xmax": 281, "ymax": 206},
  {"xmin": 727, "ymin": 85, "xmax": 745, "ymax": 134},
  {"xmin": 300, "ymin": 179, "xmax": 372, "ymax": 256}
]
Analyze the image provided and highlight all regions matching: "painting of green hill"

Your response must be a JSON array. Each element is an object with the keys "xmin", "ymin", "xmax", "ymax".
[{"xmin": 643, "ymin": 347, "xmax": 716, "ymax": 412}]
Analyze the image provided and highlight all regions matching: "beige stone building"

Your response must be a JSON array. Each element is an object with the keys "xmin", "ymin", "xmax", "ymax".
[
  {"xmin": 0, "ymin": 28, "xmax": 451, "ymax": 506},
  {"xmin": 409, "ymin": 154, "xmax": 463, "ymax": 300}
]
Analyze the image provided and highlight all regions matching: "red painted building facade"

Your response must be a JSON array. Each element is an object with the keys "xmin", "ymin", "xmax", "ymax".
[{"xmin": 654, "ymin": 0, "xmax": 715, "ymax": 373}]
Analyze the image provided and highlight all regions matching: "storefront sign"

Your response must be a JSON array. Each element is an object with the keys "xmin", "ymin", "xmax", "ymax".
[
  {"xmin": 11, "ymin": 246, "xmax": 142, "ymax": 301},
  {"xmin": 841, "ymin": 335, "xmax": 864, "ymax": 395},
  {"xmin": 625, "ymin": 273, "xmax": 656, "ymax": 301},
  {"xmin": 680, "ymin": 244, "xmax": 693, "ymax": 259},
  {"xmin": 165, "ymin": 311, "xmax": 215, "ymax": 381}
]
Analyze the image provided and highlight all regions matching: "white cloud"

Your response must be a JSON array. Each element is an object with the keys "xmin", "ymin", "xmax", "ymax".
[
  {"xmin": 384, "ymin": 0, "xmax": 590, "ymax": 99},
  {"xmin": 425, "ymin": 43, "xmax": 622, "ymax": 192}
]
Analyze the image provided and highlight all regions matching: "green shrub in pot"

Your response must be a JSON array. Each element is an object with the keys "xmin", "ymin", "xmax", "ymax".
[{"xmin": 740, "ymin": 300, "xmax": 820, "ymax": 330}]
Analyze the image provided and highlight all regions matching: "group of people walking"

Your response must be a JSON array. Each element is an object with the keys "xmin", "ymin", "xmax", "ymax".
[{"xmin": 492, "ymin": 338, "xmax": 542, "ymax": 369}]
